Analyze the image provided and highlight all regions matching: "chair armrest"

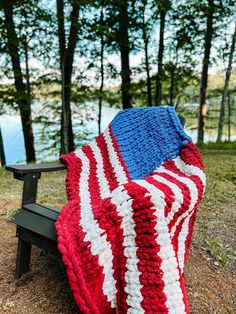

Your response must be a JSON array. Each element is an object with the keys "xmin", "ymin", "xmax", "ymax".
[
  {"xmin": 5, "ymin": 162, "xmax": 66, "ymax": 175},
  {"xmin": 5, "ymin": 162, "xmax": 66, "ymax": 206}
]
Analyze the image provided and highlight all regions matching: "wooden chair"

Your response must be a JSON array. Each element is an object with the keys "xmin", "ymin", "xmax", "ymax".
[{"xmin": 6, "ymin": 163, "xmax": 66, "ymax": 278}]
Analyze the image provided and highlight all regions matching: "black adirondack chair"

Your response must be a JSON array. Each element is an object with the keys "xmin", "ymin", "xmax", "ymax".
[{"xmin": 5, "ymin": 163, "xmax": 66, "ymax": 278}]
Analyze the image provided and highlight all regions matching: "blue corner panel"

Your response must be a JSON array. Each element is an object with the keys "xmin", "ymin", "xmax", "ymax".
[{"xmin": 111, "ymin": 106, "xmax": 191, "ymax": 180}]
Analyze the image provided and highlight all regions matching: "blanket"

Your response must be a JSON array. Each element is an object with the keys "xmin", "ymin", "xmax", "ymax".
[{"xmin": 56, "ymin": 106, "xmax": 206, "ymax": 314}]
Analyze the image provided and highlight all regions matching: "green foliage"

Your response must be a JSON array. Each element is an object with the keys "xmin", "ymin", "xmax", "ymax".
[
  {"xmin": 191, "ymin": 148, "xmax": 236, "ymax": 268},
  {"xmin": 204, "ymin": 237, "xmax": 236, "ymax": 266},
  {"xmin": 0, "ymin": 0, "xmax": 236, "ymax": 162}
]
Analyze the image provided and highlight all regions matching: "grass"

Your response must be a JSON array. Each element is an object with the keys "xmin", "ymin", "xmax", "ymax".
[
  {"xmin": 0, "ymin": 167, "xmax": 67, "ymax": 217},
  {"xmin": 192, "ymin": 147, "xmax": 236, "ymax": 267},
  {"xmin": 1, "ymin": 145, "xmax": 236, "ymax": 267},
  {"xmin": 200, "ymin": 148, "xmax": 236, "ymax": 206},
  {"xmin": 197, "ymin": 141, "xmax": 236, "ymax": 150},
  {"xmin": 204, "ymin": 237, "xmax": 236, "ymax": 266}
]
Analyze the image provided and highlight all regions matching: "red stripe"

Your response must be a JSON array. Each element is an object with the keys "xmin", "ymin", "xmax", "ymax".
[
  {"xmin": 56, "ymin": 201, "xmax": 103, "ymax": 314},
  {"xmin": 163, "ymin": 159, "xmax": 204, "ymax": 314},
  {"xmin": 163, "ymin": 160, "xmax": 205, "ymax": 267},
  {"xmin": 96, "ymin": 130, "xmax": 131, "ymax": 311},
  {"xmin": 179, "ymin": 141, "xmax": 204, "ymax": 170},
  {"xmin": 184, "ymin": 208, "xmax": 198, "ymax": 266},
  {"xmin": 147, "ymin": 171, "xmax": 192, "ymax": 314},
  {"xmin": 83, "ymin": 145, "xmax": 130, "ymax": 312},
  {"xmin": 82, "ymin": 145, "xmax": 117, "ymax": 312},
  {"xmin": 96, "ymin": 133, "xmax": 119, "ymax": 192},
  {"xmin": 179, "ymin": 274, "xmax": 189, "ymax": 313},
  {"xmin": 57, "ymin": 153, "xmax": 102, "ymax": 313},
  {"xmin": 98, "ymin": 196, "xmax": 129, "ymax": 313},
  {"xmin": 145, "ymin": 174, "xmax": 187, "ymax": 263},
  {"xmin": 146, "ymin": 176, "xmax": 175, "ymax": 217},
  {"xmin": 82, "ymin": 146, "xmax": 102, "ymax": 206},
  {"xmin": 152, "ymin": 170, "xmax": 191, "ymax": 234},
  {"xmin": 124, "ymin": 181, "xmax": 168, "ymax": 313},
  {"xmin": 60, "ymin": 152, "xmax": 82, "ymax": 201}
]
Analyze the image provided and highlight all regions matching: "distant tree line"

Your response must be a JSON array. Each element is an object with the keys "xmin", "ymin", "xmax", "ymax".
[{"xmin": 0, "ymin": 0, "xmax": 235, "ymax": 164}]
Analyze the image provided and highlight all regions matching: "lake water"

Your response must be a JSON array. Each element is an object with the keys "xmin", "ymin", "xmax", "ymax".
[
  {"xmin": 0, "ymin": 105, "xmax": 119, "ymax": 165},
  {"xmin": 0, "ymin": 105, "xmax": 234, "ymax": 165}
]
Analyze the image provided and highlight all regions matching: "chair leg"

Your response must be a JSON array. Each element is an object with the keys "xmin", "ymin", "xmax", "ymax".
[{"xmin": 15, "ymin": 238, "xmax": 32, "ymax": 278}]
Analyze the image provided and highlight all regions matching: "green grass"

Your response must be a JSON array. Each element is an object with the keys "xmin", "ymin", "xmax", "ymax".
[
  {"xmin": 204, "ymin": 237, "xmax": 236, "ymax": 266},
  {"xmin": 192, "ymin": 148, "xmax": 236, "ymax": 267},
  {"xmin": 197, "ymin": 141, "xmax": 236, "ymax": 150},
  {"xmin": 200, "ymin": 149, "xmax": 236, "ymax": 207},
  {"xmin": 0, "ymin": 167, "xmax": 67, "ymax": 215},
  {"xmin": 1, "ymin": 146, "xmax": 236, "ymax": 267}
]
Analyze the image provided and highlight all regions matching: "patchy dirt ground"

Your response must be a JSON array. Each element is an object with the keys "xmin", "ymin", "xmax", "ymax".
[
  {"xmin": 0, "ymin": 209, "xmax": 78, "ymax": 313},
  {"xmin": 0, "ymin": 149, "xmax": 235, "ymax": 313}
]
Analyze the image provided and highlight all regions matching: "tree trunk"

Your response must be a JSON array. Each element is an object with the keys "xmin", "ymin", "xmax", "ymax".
[
  {"xmin": 22, "ymin": 7, "xmax": 31, "ymax": 107},
  {"xmin": 155, "ymin": 9, "xmax": 166, "ymax": 106},
  {"xmin": 118, "ymin": 0, "xmax": 132, "ymax": 109},
  {"xmin": 141, "ymin": 1, "xmax": 152, "ymax": 106},
  {"xmin": 57, "ymin": 0, "xmax": 78, "ymax": 154},
  {"xmin": 227, "ymin": 92, "xmax": 231, "ymax": 142},
  {"xmin": 197, "ymin": 0, "xmax": 214, "ymax": 144},
  {"xmin": 144, "ymin": 39, "xmax": 152, "ymax": 107},
  {"xmin": 56, "ymin": 0, "xmax": 67, "ymax": 154},
  {"xmin": 175, "ymin": 94, "xmax": 181, "ymax": 110},
  {"xmin": 3, "ymin": 2, "xmax": 36, "ymax": 163},
  {"xmin": 169, "ymin": 63, "xmax": 175, "ymax": 106},
  {"xmin": 56, "ymin": 0, "xmax": 66, "ymax": 69},
  {"xmin": 98, "ymin": 3, "xmax": 104, "ymax": 134},
  {"xmin": 217, "ymin": 23, "xmax": 236, "ymax": 142},
  {"xmin": 0, "ymin": 125, "xmax": 6, "ymax": 167},
  {"xmin": 24, "ymin": 39, "xmax": 31, "ymax": 106}
]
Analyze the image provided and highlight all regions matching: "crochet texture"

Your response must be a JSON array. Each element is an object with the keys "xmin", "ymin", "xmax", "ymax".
[{"xmin": 56, "ymin": 106, "xmax": 206, "ymax": 314}]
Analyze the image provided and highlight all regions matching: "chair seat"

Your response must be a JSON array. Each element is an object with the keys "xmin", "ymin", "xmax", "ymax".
[{"xmin": 13, "ymin": 203, "xmax": 60, "ymax": 241}]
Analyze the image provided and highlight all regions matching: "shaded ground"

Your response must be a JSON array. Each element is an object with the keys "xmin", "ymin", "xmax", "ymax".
[{"xmin": 0, "ymin": 149, "xmax": 235, "ymax": 313}]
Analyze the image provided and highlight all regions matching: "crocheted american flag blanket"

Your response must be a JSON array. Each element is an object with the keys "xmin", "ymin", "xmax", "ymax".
[{"xmin": 56, "ymin": 106, "xmax": 206, "ymax": 314}]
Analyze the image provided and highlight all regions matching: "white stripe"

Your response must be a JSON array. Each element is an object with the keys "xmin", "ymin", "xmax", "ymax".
[
  {"xmin": 110, "ymin": 186, "xmax": 144, "ymax": 314},
  {"xmin": 177, "ymin": 214, "xmax": 192, "ymax": 273},
  {"xmin": 90, "ymin": 139, "xmax": 111, "ymax": 198},
  {"xmin": 155, "ymin": 159, "xmax": 205, "ymax": 272},
  {"xmin": 137, "ymin": 180, "xmax": 186, "ymax": 314},
  {"xmin": 173, "ymin": 158, "xmax": 205, "ymax": 272},
  {"xmin": 76, "ymin": 149, "xmax": 116, "ymax": 307},
  {"xmin": 174, "ymin": 156, "xmax": 206, "ymax": 191},
  {"xmin": 155, "ymin": 166, "xmax": 199, "ymax": 238},
  {"xmin": 155, "ymin": 166, "xmax": 198, "ymax": 272},
  {"xmin": 104, "ymin": 132, "xmax": 144, "ymax": 313},
  {"xmin": 103, "ymin": 128, "xmax": 128, "ymax": 185},
  {"xmin": 151, "ymin": 174, "xmax": 185, "ymax": 270},
  {"xmin": 151, "ymin": 175, "xmax": 184, "ymax": 226}
]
